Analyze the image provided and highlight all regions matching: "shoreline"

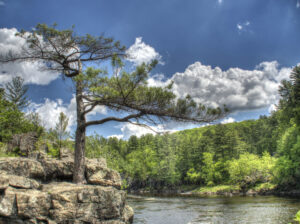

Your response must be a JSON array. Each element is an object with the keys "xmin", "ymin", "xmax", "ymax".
[{"xmin": 126, "ymin": 185, "xmax": 300, "ymax": 198}]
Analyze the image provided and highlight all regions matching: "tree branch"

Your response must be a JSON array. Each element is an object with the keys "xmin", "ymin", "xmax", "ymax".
[{"xmin": 84, "ymin": 112, "xmax": 144, "ymax": 127}]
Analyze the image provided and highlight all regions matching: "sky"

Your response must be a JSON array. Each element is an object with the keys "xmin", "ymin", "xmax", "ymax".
[{"xmin": 0, "ymin": 0, "xmax": 300, "ymax": 139}]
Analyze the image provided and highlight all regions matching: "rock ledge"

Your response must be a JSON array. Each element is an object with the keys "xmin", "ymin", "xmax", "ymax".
[{"xmin": 0, "ymin": 153, "xmax": 133, "ymax": 224}]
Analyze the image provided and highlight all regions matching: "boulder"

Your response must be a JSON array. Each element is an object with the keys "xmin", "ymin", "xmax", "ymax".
[
  {"xmin": 86, "ymin": 159, "xmax": 122, "ymax": 189},
  {"xmin": 122, "ymin": 205, "xmax": 134, "ymax": 223}
]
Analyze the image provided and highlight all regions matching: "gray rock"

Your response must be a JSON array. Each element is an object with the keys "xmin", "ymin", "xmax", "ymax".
[
  {"xmin": 122, "ymin": 205, "xmax": 134, "ymax": 223},
  {"xmin": 86, "ymin": 159, "xmax": 122, "ymax": 189},
  {"xmin": 0, "ymin": 188, "xmax": 16, "ymax": 217},
  {"xmin": 0, "ymin": 173, "xmax": 40, "ymax": 190},
  {"xmin": 39, "ymin": 157, "xmax": 74, "ymax": 180},
  {"xmin": 0, "ymin": 156, "xmax": 133, "ymax": 224},
  {"xmin": 0, "ymin": 158, "xmax": 44, "ymax": 179}
]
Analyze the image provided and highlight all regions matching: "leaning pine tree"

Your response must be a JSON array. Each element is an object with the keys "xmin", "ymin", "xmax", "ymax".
[{"xmin": 0, "ymin": 24, "xmax": 226, "ymax": 184}]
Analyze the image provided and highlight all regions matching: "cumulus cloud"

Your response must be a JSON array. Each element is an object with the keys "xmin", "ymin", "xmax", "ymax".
[
  {"xmin": 28, "ymin": 98, "xmax": 76, "ymax": 131},
  {"xmin": 149, "ymin": 61, "xmax": 292, "ymax": 112},
  {"xmin": 218, "ymin": 0, "xmax": 223, "ymax": 4},
  {"xmin": 221, "ymin": 117, "xmax": 235, "ymax": 124},
  {"xmin": 118, "ymin": 123, "xmax": 158, "ymax": 139},
  {"xmin": 114, "ymin": 123, "xmax": 179, "ymax": 139},
  {"xmin": 126, "ymin": 37, "xmax": 164, "ymax": 66},
  {"xmin": 0, "ymin": 28, "xmax": 60, "ymax": 85},
  {"xmin": 28, "ymin": 96, "xmax": 106, "ymax": 131}
]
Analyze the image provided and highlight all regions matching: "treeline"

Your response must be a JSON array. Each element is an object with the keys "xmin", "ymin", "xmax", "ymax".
[
  {"xmin": 85, "ymin": 66, "xmax": 300, "ymax": 191},
  {"xmin": 85, "ymin": 116, "xmax": 279, "ymax": 189}
]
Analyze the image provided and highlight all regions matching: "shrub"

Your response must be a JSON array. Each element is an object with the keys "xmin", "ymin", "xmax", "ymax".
[{"xmin": 228, "ymin": 152, "xmax": 276, "ymax": 188}]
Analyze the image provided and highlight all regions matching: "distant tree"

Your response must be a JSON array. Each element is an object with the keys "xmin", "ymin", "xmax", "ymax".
[
  {"xmin": 0, "ymin": 89, "xmax": 34, "ymax": 141},
  {"xmin": 55, "ymin": 112, "xmax": 69, "ymax": 158},
  {"xmin": 5, "ymin": 76, "xmax": 29, "ymax": 110},
  {"xmin": 25, "ymin": 112, "xmax": 44, "ymax": 137},
  {"xmin": 0, "ymin": 24, "xmax": 226, "ymax": 183}
]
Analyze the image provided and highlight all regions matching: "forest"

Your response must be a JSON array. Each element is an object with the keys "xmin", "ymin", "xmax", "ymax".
[
  {"xmin": 82, "ymin": 66, "xmax": 300, "ymax": 192},
  {"xmin": 1, "ymin": 66, "xmax": 300, "ymax": 193}
]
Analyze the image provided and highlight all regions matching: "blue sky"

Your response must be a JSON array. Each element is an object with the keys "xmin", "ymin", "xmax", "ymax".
[{"xmin": 0, "ymin": 0, "xmax": 300, "ymax": 138}]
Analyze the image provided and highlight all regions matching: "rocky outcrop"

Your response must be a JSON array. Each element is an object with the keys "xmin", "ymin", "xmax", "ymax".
[
  {"xmin": 7, "ymin": 132, "xmax": 38, "ymax": 156},
  {"xmin": 0, "ymin": 153, "xmax": 133, "ymax": 224}
]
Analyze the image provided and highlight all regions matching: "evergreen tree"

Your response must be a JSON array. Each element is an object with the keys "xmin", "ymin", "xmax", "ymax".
[
  {"xmin": 0, "ymin": 24, "xmax": 225, "ymax": 183},
  {"xmin": 5, "ymin": 76, "xmax": 29, "ymax": 110}
]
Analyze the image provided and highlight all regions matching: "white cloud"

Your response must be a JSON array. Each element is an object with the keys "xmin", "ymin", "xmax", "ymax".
[
  {"xmin": 297, "ymin": 0, "xmax": 300, "ymax": 8},
  {"xmin": 237, "ymin": 24, "xmax": 243, "ymax": 30},
  {"xmin": 147, "ymin": 73, "xmax": 166, "ymax": 87},
  {"xmin": 0, "ymin": 1, "xmax": 4, "ymax": 6},
  {"xmin": 119, "ymin": 123, "xmax": 160, "ymax": 139},
  {"xmin": 149, "ymin": 61, "xmax": 292, "ymax": 112},
  {"xmin": 221, "ymin": 117, "xmax": 235, "ymax": 124},
  {"xmin": 237, "ymin": 21, "xmax": 251, "ymax": 32},
  {"xmin": 86, "ymin": 105, "xmax": 107, "ymax": 116},
  {"xmin": 28, "ymin": 96, "xmax": 106, "ymax": 131},
  {"xmin": 126, "ymin": 37, "xmax": 164, "ymax": 66},
  {"xmin": 218, "ymin": 0, "xmax": 223, "ymax": 4},
  {"xmin": 0, "ymin": 28, "xmax": 60, "ymax": 85},
  {"xmin": 28, "ymin": 98, "xmax": 76, "ymax": 131},
  {"xmin": 116, "ymin": 123, "xmax": 179, "ymax": 139}
]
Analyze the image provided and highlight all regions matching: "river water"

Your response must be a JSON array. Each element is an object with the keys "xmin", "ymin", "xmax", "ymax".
[{"xmin": 127, "ymin": 195, "xmax": 300, "ymax": 224}]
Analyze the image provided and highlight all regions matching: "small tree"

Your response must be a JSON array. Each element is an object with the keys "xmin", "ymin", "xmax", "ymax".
[
  {"xmin": 0, "ymin": 90, "xmax": 24, "ymax": 141},
  {"xmin": 55, "ymin": 112, "xmax": 69, "ymax": 158},
  {"xmin": 0, "ymin": 24, "xmax": 226, "ymax": 183},
  {"xmin": 5, "ymin": 76, "xmax": 29, "ymax": 110}
]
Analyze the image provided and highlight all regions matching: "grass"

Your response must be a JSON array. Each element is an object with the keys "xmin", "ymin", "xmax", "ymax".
[
  {"xmin": 252, "ymin": 182, "xmax": 277, "ymax": 191},
  {"xmin": 193, "ymin": 185, "xmax": 240, "ymax": 193},
  {"xmin": 191, "ymin": 182, "xmax": 277, "ymax": 195},
  {"xmin": 0, "ymin": 142, "xmax": 17, "ymax": 157}
]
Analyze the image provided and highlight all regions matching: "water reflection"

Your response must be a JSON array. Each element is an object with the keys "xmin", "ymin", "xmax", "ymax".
[{"xmin": 127, "ymin": 195, "xmax": 300, "ymax": 224}]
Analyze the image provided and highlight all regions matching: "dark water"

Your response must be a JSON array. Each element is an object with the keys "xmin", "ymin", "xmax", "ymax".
[{"xmin": 127, "ymin": 195, "xmax": 300, "ymax": 224}]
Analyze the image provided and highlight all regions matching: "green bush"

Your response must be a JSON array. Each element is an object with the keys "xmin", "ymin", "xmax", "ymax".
[{"xmin": 228, "ymin": 152, "xmax": 276, "ymax": 188}]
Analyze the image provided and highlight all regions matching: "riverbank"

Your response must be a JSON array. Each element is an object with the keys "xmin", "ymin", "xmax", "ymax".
[{"xmin": 127, "ymin": 183, "xmax": 300, "ymax": 197}]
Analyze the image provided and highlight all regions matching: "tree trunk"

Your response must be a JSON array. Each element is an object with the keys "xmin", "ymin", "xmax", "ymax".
[{"xmin": 73, "ymin": 63, "xmax": 87, "ymax": 184}]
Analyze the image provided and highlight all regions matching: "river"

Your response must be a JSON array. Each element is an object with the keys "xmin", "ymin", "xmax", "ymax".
[{"xmin": 127, "ymin": 195, "xmax": 300, "ymax": 224}]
